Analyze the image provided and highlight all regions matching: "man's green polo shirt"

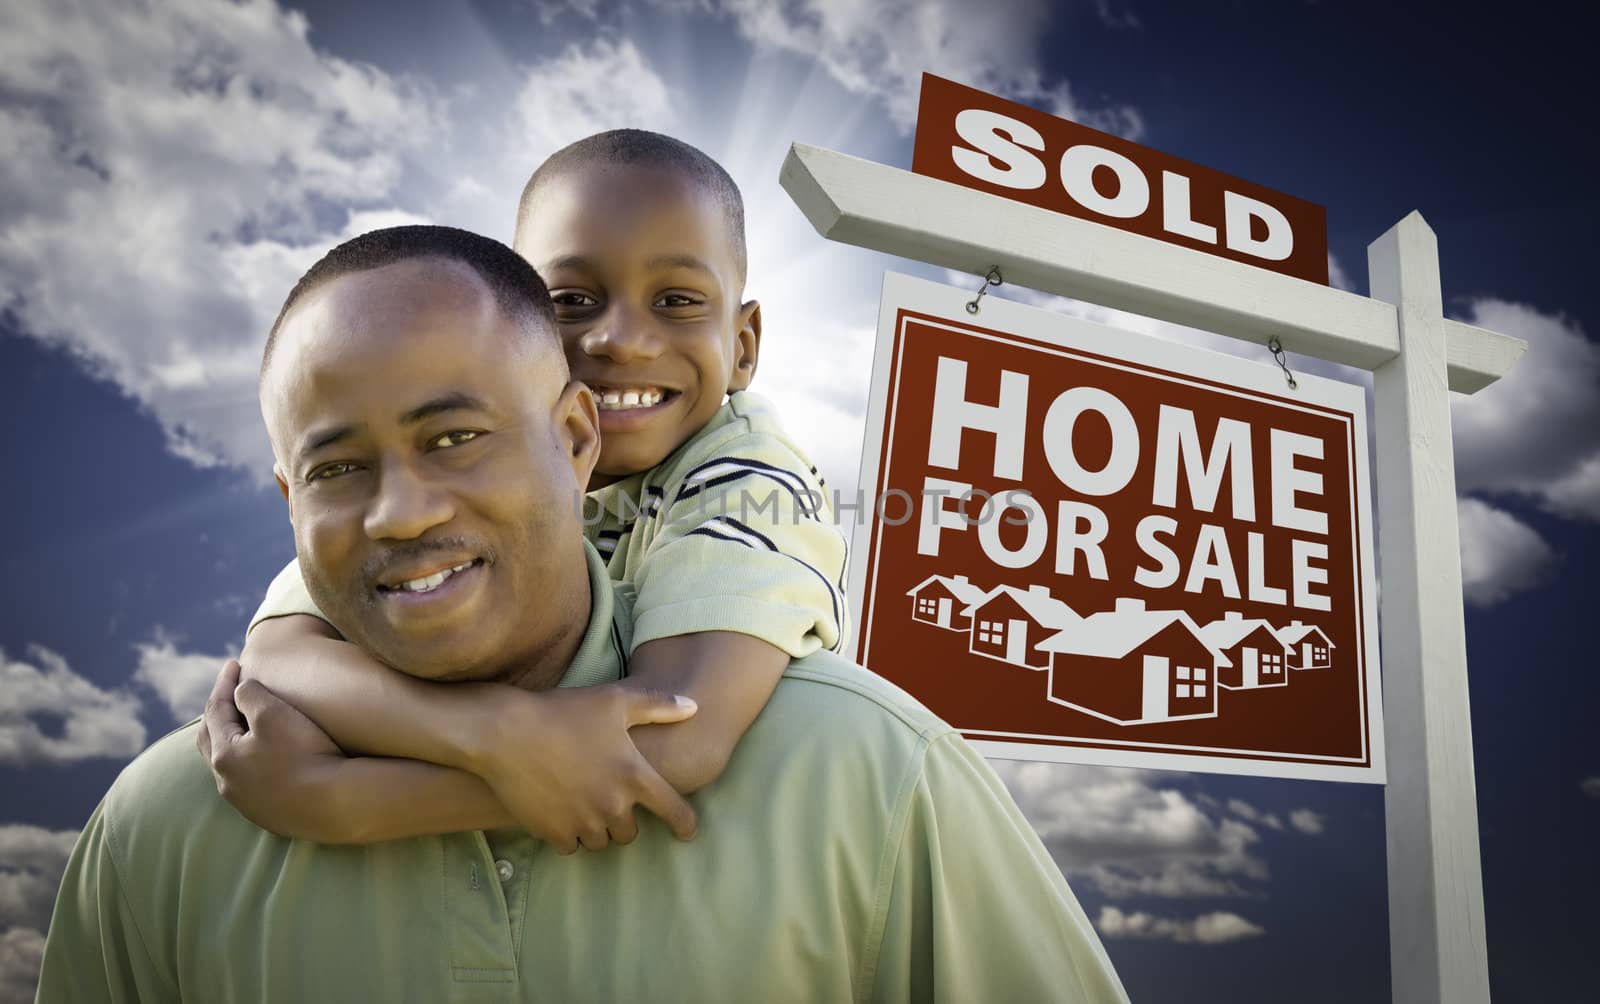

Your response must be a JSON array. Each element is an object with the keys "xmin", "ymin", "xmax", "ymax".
[{"xmin": 37, "ymin": 544, "xmax": 1127, "ymax": 1003}]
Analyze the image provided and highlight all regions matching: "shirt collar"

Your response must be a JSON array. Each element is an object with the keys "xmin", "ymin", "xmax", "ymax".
[{"xmin": 555, "ymin": 539, "xmax": 632, "ymax": 689}]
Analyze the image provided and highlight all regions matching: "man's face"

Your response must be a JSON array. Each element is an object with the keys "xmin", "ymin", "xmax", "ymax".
[
  {"xmin": 262, "ymin": 258, "xmax": 599, "ymax": 682},
  {"xmin": 516, "ymin": 164, "xmax": 759, "ymax": 484}
]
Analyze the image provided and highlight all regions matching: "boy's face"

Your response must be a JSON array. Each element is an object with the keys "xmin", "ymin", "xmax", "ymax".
[{"xmin": 516, "ymin": 164, "xmax": 759, "ymax": 484}]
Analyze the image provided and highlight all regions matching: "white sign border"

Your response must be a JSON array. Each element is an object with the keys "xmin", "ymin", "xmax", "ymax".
[{"xmin": 848, "ymin": 271, "xmax": 1386, "ymax": 785}]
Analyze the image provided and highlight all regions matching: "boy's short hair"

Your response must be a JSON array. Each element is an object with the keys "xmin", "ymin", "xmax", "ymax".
[
  {"xmin": 261, "ymin": 224, "xmax": 562, "ymax": 384},
  {"xmin": 515, "ymin": 129, "xmax": 748, "ymax": 289}
]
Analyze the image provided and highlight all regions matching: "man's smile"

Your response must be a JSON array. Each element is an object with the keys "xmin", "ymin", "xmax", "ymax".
[{"xmin": 376, "ymin": 557, "xmax": 484, "ymax": 594}]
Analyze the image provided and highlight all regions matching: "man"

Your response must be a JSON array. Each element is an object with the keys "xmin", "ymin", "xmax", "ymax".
[{"xmin": 37, "ymin": 226, "xmax": 1128, "ymax": 1003}]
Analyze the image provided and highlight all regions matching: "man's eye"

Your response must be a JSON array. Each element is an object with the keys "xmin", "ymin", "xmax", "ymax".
[
  {"xmin": 308, "ymin": 462, "xmax": 358, "ymax": 481},
  {"xmin": 429, "ymin": 430, "xmax": 481, "ymax": 449}
]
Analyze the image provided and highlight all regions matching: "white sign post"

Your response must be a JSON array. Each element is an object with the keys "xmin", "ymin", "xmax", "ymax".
[{"xmin": 782, "ymin": 142, "xmax": 1523, "ymax": 1003}]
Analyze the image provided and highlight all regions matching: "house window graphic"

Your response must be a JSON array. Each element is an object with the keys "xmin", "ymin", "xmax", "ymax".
[
  {"xmin": 1262, "ymin": 651, "xmax": 1282, "ymax": 676},
  {"xmin": 1174, "ymin": 665, "xmax": 1208, "ymax": 701},
  {"xmin": 916, "ymin": 597, "xmax": 936, "ymax": 617},
  {"xmin": 977, "ymin": 620, "xmax": 1003, "ymax": 645},
  {"xmin": 1313, "ymin": 645, "xmax": 1328, "ymax": 663}
]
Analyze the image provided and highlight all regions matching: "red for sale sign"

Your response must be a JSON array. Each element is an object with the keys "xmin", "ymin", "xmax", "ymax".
[{"xmin": 848, "ymin": 273, "xmax": 1384, "ymax": 782}]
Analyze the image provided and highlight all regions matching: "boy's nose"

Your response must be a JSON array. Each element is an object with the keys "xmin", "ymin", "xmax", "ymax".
[{"xmin": 578, "ymin": 307, "xmax": 662, "ymax": 363}]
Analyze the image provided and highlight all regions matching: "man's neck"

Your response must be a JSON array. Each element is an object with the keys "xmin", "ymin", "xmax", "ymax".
[{"xmin": 500, "ymin": 584, "xmax": 593, "ymax": 692}]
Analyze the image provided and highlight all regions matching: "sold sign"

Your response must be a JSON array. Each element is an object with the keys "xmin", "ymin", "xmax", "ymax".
[{"xmin": 912, "ymin": 74, "xmax": 1329, "ymax": 285}]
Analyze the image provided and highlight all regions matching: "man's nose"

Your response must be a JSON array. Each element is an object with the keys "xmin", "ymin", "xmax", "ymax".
[
  {"xmin": 364, "ymin": 462, "xmax": 454, "ymax": 541},
  {"xmin": 577, "ymin": 304, "xmax": 662, "ymax": 364}
]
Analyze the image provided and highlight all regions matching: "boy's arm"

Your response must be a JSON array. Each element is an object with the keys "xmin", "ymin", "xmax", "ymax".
[
  {"xmin": 625, "ymin": 632, "xmax": 789, "ymax": 793},
  {"xmin": 199, "ymin": 659, "xmax": 515, "ymax": 843},
  {"xmin": 233, "ymin": 620, "xmax": 699, "ymax": 849},
  {"xmin": 620, "ymin": 419, "xmax": 849, "ymax": 790}
]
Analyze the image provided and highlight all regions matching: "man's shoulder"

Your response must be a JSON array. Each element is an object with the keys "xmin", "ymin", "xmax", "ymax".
[
  {"xmin": 767, "ymin": 652, "xmax": 957, "ymax": 754},
  {"xmin": 99, "ymin": 722, "xmax": 250, "ymax": 848}
]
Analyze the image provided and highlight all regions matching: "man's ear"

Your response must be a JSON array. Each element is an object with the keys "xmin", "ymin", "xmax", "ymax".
[
  {"xmin": 273, "ymin": 467, "xmax": 293, "ymax": 519},
  {"xmin": 554, "ymin": 379, "xmax": 602, "ymax": 487},
  {"xmin": 728, "ymin": 300, "xmax": 761, "ymax": 392}
]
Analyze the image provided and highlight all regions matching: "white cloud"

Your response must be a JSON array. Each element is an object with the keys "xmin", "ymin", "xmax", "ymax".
[
  {"xmin": 1581, "ymin": 776, "xmax": 1600, "ymax": 799},
  {"xmin": 0, "ymin": 823, "xmax": 79, "ymax": 1004},
  {"xmin": 1457, "ymin": 498, "xmax": 1556, "ymax": 606},
  {"xmin": 1327, "ymin": 252, "xmax": 1355, "ymax": 292},
  {"xmin": 0, "ymin": 0, "xmax": 436, "ymax": 475},
  {"xmin": 133, "ymin": 634, "xmax": 231, "ymax": 723},
  {"xmin": 1451, "ymin": 300, "xmax": 1600, "ymax": 521},
  {"xmin": 1226, "ymin": 798, "xmax": 1283, "ymax": 831},
  {"xmin": 994, "ymin": 761, "xmax": 1270, "ymax": 899},
  {"xmin": 1288, "ymin": 809, "xmax": 1325, "ymax": 836},
  {"xmin": 716, "ymin": 0, "xmax": 1142, "ymax": 136},
  {"xmin": 1097, "ymin": 905, "xmax": 1265, "ymax": 945},
  {"xmin": 0, "ymin": 824, "xmax": 77, "ymax": 931},
  {"xmin": 0, "ymin": 928, "xmax": 46, "ymax": 1004},
  {"xmin": 0, "ymin": 647, "xmax": 146, "ymax": 766},
  {"xmin": 507, "ymin": 38, "xmax": 675, "ymax": 179}
]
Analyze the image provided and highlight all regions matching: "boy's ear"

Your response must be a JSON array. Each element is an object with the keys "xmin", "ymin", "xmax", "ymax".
[
  {"xmin": 554, "ymin": 379, "xmax": 602, "ymax": 488},
  {"xmin": 728, "ymin": 300, "xmax": 762, "ymax": 393}
]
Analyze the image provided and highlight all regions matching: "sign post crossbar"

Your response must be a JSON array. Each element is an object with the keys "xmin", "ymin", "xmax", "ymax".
[{"xmin": 783, "ymin": 143, "xmax": 1517, "ymax": 1003}]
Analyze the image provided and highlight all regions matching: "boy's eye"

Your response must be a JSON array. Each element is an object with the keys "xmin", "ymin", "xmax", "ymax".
[
  {"xmin": 308, "ymin": 461, "xmax": 359, "ymax": 482},
  {"xmin": 429, "ymin": 430, "xmax": 481, "ymax": 449},
  {"xmin": 551, "ymin": 291, "xmax": 599, "ymax": 309},
  {"xmin": 655, "ymin": 293, "xmax": 703, "ymax": 308}
]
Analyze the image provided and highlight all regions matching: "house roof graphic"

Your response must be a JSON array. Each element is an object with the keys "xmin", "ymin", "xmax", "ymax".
[
  {"xmin": 1277, "ymin": 620, "xmax": 1336, "ymax": 647},
  {"xmin": 961, "ymin": 584, "xmax": 1080, "ymax": 629},
  {"xmin": 904, "ymin": 574, "xmax": 988, "ymax": 607},
  {"xmin": 1039, "ymin": 598, "xmax": 1232, "ymax": 666},
  {"xmin": 1197, "ymin": 611, "xmax": 1290, "ymax": 651}
]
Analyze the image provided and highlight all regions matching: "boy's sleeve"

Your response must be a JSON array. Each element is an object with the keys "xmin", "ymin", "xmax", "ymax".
[
  {"xmin": 247, "ymin": 557, "xmax": 329, "ymax": 634},
  {"xmin": 34, "ymin": 803, "xmax": 177, "ymax": 1004},
  {"xmin": 630, "ymin": 433, "xmax": 850, "ymax": 658},
  {"xmin": 864, "ymin": 733, "xmax": 1130, "ymax": 1003}
]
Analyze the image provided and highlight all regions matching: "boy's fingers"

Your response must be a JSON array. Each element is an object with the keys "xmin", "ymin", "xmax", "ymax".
[
  {"xmin": 632, "ymin": 762, "xmax": 698, "ymax": 841},
  {"xmin": 609, "ymin": 812, "xmax": 640, "ymax": 846},
  {"xmin": 232, "ymin": 677, "xmax": 291, "ymax": 729},
  {"xmin": 195, "ymin": 720, "xmax": 212, "ymax": 760},
  {"xmin": 202, "ymin": 660, "xmax": 246, "ymax": 746},
  {"xmin": 620, "ymin": 686, "xmax": 697, "ymax": 727}
]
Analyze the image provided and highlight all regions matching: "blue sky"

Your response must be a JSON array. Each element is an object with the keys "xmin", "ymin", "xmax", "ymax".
[{"xmin": 2, "ymin": 1, "xmax": 1596, "ymax": 1001}]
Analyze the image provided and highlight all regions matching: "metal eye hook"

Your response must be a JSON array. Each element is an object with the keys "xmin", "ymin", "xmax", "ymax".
[
  {"xmin": 1267, "ymin": 336, "xmax": 1299, "ymax": 390},
  {"xmin": 965, "ymin": 266, "xmax": 1004, "ymax": 314}
]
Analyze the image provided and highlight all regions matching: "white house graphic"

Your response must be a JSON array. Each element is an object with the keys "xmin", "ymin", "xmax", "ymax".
[
  {"xmin": 905, "ymin": 574, "xmax": 988, "ymax": 631},
  {"xmin": 962, "ymin": 584, "xmax": 1079, "ymax": 670},
  {"xmin": 1198, "ymin": 612, "xmax": 1291, "ymax": 690},
  {"xmin": 1277, "ymin": 620, "xmax": 1335, "ymax": 670},
  {"xmin": 1040, "ymin": 598, "xmax": 1230, "ymax": 725}
]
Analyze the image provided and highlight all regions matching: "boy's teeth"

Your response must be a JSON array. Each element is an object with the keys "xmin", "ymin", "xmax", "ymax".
[
  {"xmin": 596, "ymin": 387, "xmax": 665, "ymax": 411},
  {"xmin": 396, "ymin": 560, "xmax": 475, "ymax": 594}
]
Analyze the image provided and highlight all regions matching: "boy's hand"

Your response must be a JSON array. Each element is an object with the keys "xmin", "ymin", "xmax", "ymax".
[
  {"xmin": 197, "ymin": 659, "xmax": 351, "ymax": 842},
  {"xmin": 475, "ymin": 683, "xmax": 700, "ymax": 854}
]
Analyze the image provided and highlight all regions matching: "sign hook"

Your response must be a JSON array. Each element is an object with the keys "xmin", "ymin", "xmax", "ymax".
[
  {"xmin": 965, "ymin": 266, "xmax": 1004, "ymax": 314},
  {"xmin": 1267, "ymin": 336, "xmax": 1299, "ymax": 390}
]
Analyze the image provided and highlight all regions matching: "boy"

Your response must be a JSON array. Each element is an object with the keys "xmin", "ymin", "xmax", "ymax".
[{"xmin": 213, "ymin": 131, "xmax": 848, "ymax": 851}]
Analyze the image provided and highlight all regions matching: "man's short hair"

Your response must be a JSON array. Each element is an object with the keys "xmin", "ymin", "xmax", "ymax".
[
  {"xmin": 515, "ymin": 129, "xmax": 748, "ymax": 288},
  {"xmin": 261, "ymin": 225, "xmax": 561, "ymax": 383}
]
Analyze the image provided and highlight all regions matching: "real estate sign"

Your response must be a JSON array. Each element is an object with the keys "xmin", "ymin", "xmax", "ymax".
[{"xmin": 849, "ymin": 272, "xmax": 1384, "ymax": 782}]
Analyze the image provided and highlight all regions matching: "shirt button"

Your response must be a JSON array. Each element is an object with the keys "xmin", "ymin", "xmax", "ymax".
[{"xmin": 495, "ymin": 859, "xmax": 515, "ymax": 883}]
